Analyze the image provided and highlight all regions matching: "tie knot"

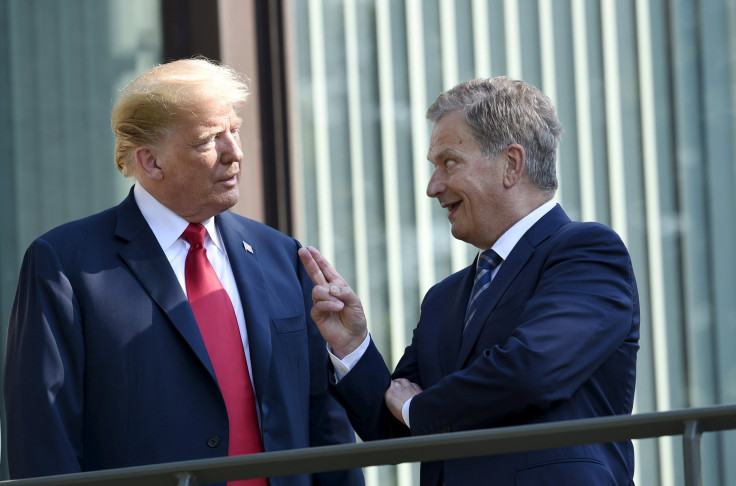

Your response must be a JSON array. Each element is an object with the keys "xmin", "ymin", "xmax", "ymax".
[
  {"xmin": 181, "ymin": 223, "xmax": 206, "ymax": 247},
  {"xmin": 477, "ymin": 249, "xmax": 502, "ymax": 272}
]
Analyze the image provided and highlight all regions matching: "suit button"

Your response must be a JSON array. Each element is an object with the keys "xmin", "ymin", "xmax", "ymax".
[{"xmin": 207, "ymin": 435, "xmax": 220, "ymax": 448}]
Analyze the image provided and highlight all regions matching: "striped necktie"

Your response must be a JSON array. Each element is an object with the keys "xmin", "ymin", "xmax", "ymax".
[{"xmin": 464, "ymin": 249, "xmax": 503, "ymax": 331}]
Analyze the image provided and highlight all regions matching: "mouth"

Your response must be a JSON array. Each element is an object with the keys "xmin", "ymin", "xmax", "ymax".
[
  {"xmin": 218, "ymin": 172, "xmax": 239, "ymax": 187},
  {"xmin": 441, "ymin": 200, "xmax": 462, "ymax": 219}
]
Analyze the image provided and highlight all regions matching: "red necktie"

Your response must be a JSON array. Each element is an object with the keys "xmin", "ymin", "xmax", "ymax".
[{"xmin": 182, "ymin": 224, "xmax": 266, "ymax": 486}]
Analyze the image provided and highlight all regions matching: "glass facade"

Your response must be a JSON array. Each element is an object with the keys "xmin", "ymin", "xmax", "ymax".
[
  {"xmin": 1, "ymin": 0, "xmax": 735, "ymax": 484},
  {"xmin": 0, "ymin": 0, "xmax": 163, "ymax": 477},
  {"xmin": 287, "ymin": 1, "xmax": 736, "ymax": 485}
]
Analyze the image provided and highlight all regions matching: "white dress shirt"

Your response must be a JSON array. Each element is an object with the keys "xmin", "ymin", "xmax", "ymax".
[
  {"xmin": 133, "ymin": 183, "xmax": 256, "ymax": 383},
  {"xmin": 330, "ymin": 199, "xmax": 558, "ymax": 427}
]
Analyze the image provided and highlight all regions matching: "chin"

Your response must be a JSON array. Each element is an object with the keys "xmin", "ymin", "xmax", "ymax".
[
  {"xmin": 220, "ymin": 196, "xmax": 239, "ymax": 212},
  {"xmin": 203, "ymin": 194, "xmax": 238, "ymax": 218},
  {"xmin": 450, "ymin": 226, "xmax": 466, "ymax": 242},
  {"xmin": 451, "ymin": 228, "xmax": 479, "ymax": 247},
  {"xmin": 220, "ymin": 188, "xmax": 240, "ymax": 206}
]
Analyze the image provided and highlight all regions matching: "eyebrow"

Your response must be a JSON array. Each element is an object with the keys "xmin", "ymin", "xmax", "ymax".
[
  {"xmin": 192, "ymin": 117, "xmax": 242, "ymax": 143},
  {"xmin": 427, "ymin": 147, "xmax": 461, "ymax": 162}
]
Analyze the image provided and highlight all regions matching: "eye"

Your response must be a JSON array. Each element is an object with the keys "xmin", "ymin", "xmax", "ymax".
[
  {"xmin": 197, "ymin": 136, "xmax": 215, "ymax": 147},
  {"xmin": 446, "ymin": 159, "xmax": 458, "ymax": 168},
  {"xmin": 213, "ymin": 130, "xmax": 230, "ymax": 142}
]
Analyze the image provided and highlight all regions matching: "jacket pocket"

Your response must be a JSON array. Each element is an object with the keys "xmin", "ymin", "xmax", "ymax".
[{"xmin": 272, "ymin": 314, "xmax": 306, "ymax": 334}]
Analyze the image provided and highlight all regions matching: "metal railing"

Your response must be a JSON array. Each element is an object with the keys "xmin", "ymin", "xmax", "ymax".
[{"xmin": 3, "ymin": 404, "xmax": 736, "ymax": 486}]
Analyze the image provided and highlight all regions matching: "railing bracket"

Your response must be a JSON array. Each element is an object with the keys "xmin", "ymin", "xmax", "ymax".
[
  {"xmin": 176, "ymin": 472, "xmax": 198, "ymax": 486},
  {"xmin": 683, "ymin": 420, "xmax": 703, "ymax": 486}
]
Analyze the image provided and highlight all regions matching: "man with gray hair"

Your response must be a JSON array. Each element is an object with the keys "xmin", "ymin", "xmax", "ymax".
[
  {"xmin": 300, "ymin": 76, "xmax": 639, "ymax": 485},
  {"xmin": 5, "ymin": 58, "xmax": 364, "ymax": 486}
]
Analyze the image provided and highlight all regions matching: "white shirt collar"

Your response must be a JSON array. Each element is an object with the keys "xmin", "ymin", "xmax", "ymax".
[
  {"xmin": 491, "ymin": 199, "xmax": 557, "ymax": 260},
  {"xmin": 133, "ymin": 183, "xmax": 223, "ymax": 251}
]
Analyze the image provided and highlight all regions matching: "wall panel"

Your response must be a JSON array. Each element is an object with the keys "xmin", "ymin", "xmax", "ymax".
[
  {"xmin": 0, "ymin": 0, "xmax": 163, "ymax": 479},
  {"xmin": 287, "ymin": 1, "xmax": 736, "ymax": 485}
]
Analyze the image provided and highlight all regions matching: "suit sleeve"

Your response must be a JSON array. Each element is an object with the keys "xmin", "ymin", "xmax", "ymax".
[
  {"xmin": 329, "ymin": 339, "xmax": 407, "ymax": 442},
  {"xmin": 295, "ymin": 245, "xmax": 365, "ymax": 486},
  {"xmin": 4, "ymin": 239, "xmax": 85, "ymax": 478},
  {"xmin": 408, "ymin": 225, "xmax": 638, "ymax": 435},
  {"xmin": 327, "ymin": 301, "xmax": 423, "ymax": 441}
]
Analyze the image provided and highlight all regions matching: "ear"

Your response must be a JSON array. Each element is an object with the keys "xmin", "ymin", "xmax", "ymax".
[
  {"xmin": 134, "ymin": 147, "xmax": 164, "ymax": 181},
  {"xmin": 503, "ymin": 144, "xmax": 525, "ymax": 188}
]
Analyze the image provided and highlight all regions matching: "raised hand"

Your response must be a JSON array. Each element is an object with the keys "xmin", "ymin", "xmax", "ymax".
[{"xmin": 298, "ymin": 246, "xmax": 368, "ymax": 358}]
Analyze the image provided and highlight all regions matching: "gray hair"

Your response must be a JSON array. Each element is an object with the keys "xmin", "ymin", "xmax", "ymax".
[{"xmin": 427, "ymin": 77, "xmax": 562, "ymax": 192}]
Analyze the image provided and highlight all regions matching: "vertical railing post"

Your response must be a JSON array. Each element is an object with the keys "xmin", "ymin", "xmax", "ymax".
[
  {"xmin": 176, "ymin": 472, "xmax": 199, "ymax": 486},
  {"xmin": 683, "ymin": 420, "xmax": 702, "ymax": 486}
]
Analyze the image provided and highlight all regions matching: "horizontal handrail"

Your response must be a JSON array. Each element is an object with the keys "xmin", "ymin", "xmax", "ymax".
[{"xmin": 2, "ymin": 404, "xmax": 736, "ymax": 486}]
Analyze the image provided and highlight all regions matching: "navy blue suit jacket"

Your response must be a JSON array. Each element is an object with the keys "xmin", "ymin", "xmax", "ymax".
[
  {"xmin": 4, "ymin": 189, "xmax": 364, "ymax": 485},
  {"xmin": 333, "ymin": 205, "xmax": 639, "ymax": 485}
]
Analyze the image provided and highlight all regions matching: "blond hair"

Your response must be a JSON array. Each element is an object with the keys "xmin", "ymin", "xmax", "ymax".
[{"xmin": 111, "ymin": 57, "xmax": 249, "ymax": 177}]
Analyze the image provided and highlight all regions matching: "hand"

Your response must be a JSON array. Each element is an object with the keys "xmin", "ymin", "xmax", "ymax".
[
  {"xmin": 298, "ymin": 246, "xmax": 368, "ymax": 358},
  {"xmin": 385, "ymin": 378, "xmax": 423, "ymax": 425}
]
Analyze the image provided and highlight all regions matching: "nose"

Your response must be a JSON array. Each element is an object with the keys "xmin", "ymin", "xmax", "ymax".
[
  {"xmin": 221, "ymin": 131, "xmax": 243, "ymax": 163},
  {"xmin": 426, "ymin": 170, "xmax": 445, "ymax": 198}
]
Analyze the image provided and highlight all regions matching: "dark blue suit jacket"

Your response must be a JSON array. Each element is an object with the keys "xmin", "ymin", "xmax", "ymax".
[
  {"xmin": 333, "ymin": 205, "xmax": 639, "ymax": 485},
  {"xmin": 4, "ymin": 189, "xmax": 364, "ymax": 485}
]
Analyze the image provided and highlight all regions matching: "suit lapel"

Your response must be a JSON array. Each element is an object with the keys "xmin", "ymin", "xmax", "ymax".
[
  {"xmin": 216, "ymin": 212, "xmax": 271, "ymax": 402},
  {"xmin": 454, "ymin": 242, "xmax": 534, "ymax": 369},
  {"xmin": 114, "ymin": 191, "xmax": 216, "ymax": 380},
  {"xmin": 437, "ymin": 267, "xmax": 474, "ymax": 375},
  {"xmin": 454, "ymin": 204, "xmax": 570, "ymax": 369}
]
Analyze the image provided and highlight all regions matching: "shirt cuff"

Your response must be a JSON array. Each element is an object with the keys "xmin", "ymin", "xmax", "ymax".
[
  {"xmin": 402, "ymin": 397, "xmax": 412, "ymax": 428},
  {"xmin": 328, "ymin": 333, "xmax": 371, "ymax": 381}
]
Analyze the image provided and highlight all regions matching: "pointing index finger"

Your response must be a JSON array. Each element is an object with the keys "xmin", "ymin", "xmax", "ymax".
[
  {"xmin": 298, "ymin": 247, "xmax": 327, "ymax": 286},
  {"xmin": 306, "ymin": 246, "xmax": 345, "ymax": 285}
]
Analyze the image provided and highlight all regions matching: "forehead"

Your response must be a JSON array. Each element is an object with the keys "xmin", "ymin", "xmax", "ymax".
[
  {"xmin": 182, "ymin": 99, "xmax": 239, "ymax": 123},
  {"xmin": 427, "ymin": 111, "xmax": 480, "ymax": 160},
  {"xmin": 175, "ymin": 103, "xmax": 240, "ymax": 135}
]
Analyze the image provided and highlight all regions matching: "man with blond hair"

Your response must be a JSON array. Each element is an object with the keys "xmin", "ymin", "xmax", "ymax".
[{"xmin": 5, "ymin": 58, "xmax": 364, "ymax": 486}]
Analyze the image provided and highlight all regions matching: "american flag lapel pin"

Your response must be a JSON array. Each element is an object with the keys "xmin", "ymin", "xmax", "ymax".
[{"xmin": 242, "ymin": 241, "xmax": 253, "ymax": 254}]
